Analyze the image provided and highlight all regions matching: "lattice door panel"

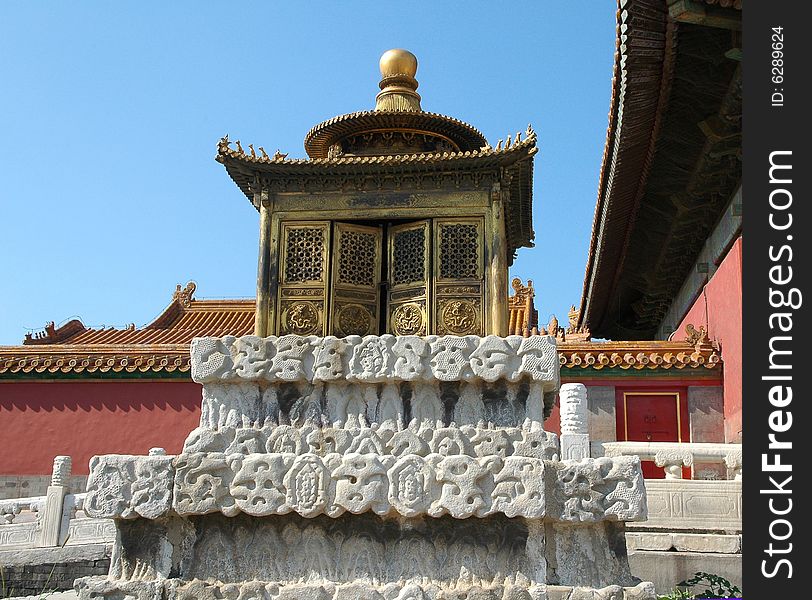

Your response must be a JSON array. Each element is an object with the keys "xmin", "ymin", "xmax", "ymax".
[
  {"xmin": 329, "ymin": 222, "xmax": 383, "ymax": 337},
  {"xmin": 387, "ymin": 220, "xmax": 430, "ymax": 336},
  {"xmin": 277, "ymin": 221, "xmax": 330, "ymax": 336},
  {"xmin": 433, "ymin": 218, "xmax": 484, "ymax": 336}
]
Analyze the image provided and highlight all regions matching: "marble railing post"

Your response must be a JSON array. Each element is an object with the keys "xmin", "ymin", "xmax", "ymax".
[
  {"xmin": 37, "ymin": 455, "xmax": 71, "ymax": 547},
  {"xmin": 560, "ymin": 383, "xmax": 590, "ymax": 460}
]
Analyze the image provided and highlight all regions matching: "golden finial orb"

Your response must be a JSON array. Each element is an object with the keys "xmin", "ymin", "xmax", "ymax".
[
  {"xmin": 379, "ymin": 49, "xmax": 418, "ymax": 78},
  {"xmin": 375, "ymin": 49, "xmax": 421, "ymax": 112}
]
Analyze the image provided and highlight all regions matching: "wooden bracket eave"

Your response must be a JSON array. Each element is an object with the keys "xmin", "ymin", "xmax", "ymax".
[{"xmin": 667, "ymin": 0, "xmax": 742, "ymax": 31}]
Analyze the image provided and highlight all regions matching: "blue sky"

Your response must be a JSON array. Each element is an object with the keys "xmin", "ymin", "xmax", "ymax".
[{"xmin": 0, "ymin": 1, "xmax": 616, "ymax": 344}]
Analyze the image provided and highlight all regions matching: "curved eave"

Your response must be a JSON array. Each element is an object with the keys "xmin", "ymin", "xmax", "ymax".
[
  {"xmin": 558, "ymin": 339, "xmax": 721, "ymax": 372},
  {"xmin": 217, "ymin": 137, "xmax": 537, "ymax": 202},
  {"xmin": 579, "ymin": 0, "xmax": 673, "ymax": 334},
  {"xmin": 218, "ymin": 134, "xmax": 537, "ymax": 172}
]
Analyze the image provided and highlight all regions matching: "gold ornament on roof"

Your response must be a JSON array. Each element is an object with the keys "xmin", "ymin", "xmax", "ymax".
[{"xmin": 375, "ymin": 49, "xmax": 421, "ymax": 112}]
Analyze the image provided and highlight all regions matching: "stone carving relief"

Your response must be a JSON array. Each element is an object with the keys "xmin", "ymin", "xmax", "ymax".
[
  {"xmin": 180, "ymin": 422, "xmax": 559, "ymax": 462},
  {"xmin": 85, "ymin": 449, "xmax": 643, "ymax": 523},
  {"xmin": 388, "ymin": 455, "xmax": 435, "ymax": 516},
  {"xmin": 193, "ymin": 377, "xmax": 554, "ymax": 436},
  {"xmin": 189, "ymin": 336, "xmax": 235, "ymax": 383},
  {"xmin": 229, "ymin": 454, "xmax": 291, "ymax": 516},
  {"xmin": 85, "ymin": 455, "xmax": 173, "ymax": 520},
  {"xmin": 332, "ymin": 453, "xmax": 389, "ymax": 515},
  {"xmin": 179, "ymin": 512, "xmax": 532, "ymax": 589},
  {"xmin": 285, "ymin": 454, "xmax": 331, "ymax": 517},
  {"xmin": 167, "ymin": 451, "xmax": 547, "ymax": 519},
  {"xmin": 173, "ymin": 453, "xmax": 236, "ymax": 517},
  {"xmin": 653, "ymin": 450, "xmax": 694, "ymax": 479},
  {"xmin": 272, "ymin": 335, "xmax": 315, "ymax": 380},
  {"xmin": 190, "ymin": 335, "xmax": 559, "ymax": 392},
  {"xmin": 313, "ymin": 336, "xmax": 349, "ymax": 381},
  {"xmin": 491, "ymin": 456, "xmax": 545, "ymax": 518},
  {"xmin": 200, "ymin": 383, "xmax": 262, "ymax": 429},
  {"xmin": 548, "ymin": 457, "xmax": 646, "ymax": 523},
  {"xmin": 560, "ymin": 383, "xmax": 590, "ymax": 461},
  {"xmin": 559, "ymin": 384, "xmax": 588, "ymax": 435},
  {"xmin": 349, "ymin": 336, "xmax": 394, "ymax": 382},
  {"xmin": 233, "ymin": 336, "xmax": 272, "ymax": 380}
]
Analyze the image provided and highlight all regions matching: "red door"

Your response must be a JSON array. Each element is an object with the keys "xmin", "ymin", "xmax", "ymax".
[{"xmin": 619, "ymin": 392, "xmax": 688, "ymax": 479}]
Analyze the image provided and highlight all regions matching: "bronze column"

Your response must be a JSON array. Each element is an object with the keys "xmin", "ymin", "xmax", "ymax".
[
  {"xmin": 490, "ymin": 182, "xmax": 508, "ymax": 336},
  {"xmin": 254, "ymin": 187, "xmax": 272, "ymax": 336}
]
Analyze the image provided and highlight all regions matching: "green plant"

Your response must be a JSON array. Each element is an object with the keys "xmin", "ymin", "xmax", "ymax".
[
  {"xmin": 659, "ymin": 571, "xmax": 741, "ymax": 599},
  {"xmin": 658, "ymin": 588, "xmax": 694, "ymax": 600}
]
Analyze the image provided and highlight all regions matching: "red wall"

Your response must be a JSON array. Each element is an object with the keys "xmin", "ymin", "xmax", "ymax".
[
  {"xmin": 0, "ymin": 381, "xmax": 201, "ymax": 475},
  {"xmin": 674, "ymin": 236, "xmax": 743, "ymax": 442},
  {"xmin": 3, "ymin": 373, "xmax": 727, "ymax": 475},
  {"xmin": 545, "ymin": 401, "xmax": 561, "ymax": 435}
]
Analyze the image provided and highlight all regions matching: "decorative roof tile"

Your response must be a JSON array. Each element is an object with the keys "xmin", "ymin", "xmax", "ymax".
[{"xmin": 559, "ymin": 340, "xmax": 721, "ymax": 371}]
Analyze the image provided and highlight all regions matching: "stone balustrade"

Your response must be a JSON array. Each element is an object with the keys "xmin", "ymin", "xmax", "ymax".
[
  {"xmin": 0, "ymin": 457, "xmax": 115, "ymax": 551},
  {"xmin": 0, "ymin": 495, "xmax": 45, "ymax": 525},
  {"xmin": 628, "ymin": 479, "xmax": 742, "ymax": 533},
  {"xmin": 602, "ymin": 441, "xmax": 742, "ymax": 480}
]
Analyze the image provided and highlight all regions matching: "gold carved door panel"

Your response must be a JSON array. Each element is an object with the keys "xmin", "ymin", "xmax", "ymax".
[
  {"xmin": 387, "ymin": 220, "xmax": 431, "ymax": 336},
  {"xmin": 329, "ymin": 222, "xmax": 383, "ymax": 337},
  {"xmin": 277, "ymin": 221, "xmax": 331, "ymax": 336},
  {"xmin": 433, "ymin": 218, "xmax": 484, "ymax": 336}
]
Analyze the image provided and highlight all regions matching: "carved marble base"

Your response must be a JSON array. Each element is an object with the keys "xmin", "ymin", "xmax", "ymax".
[{"xmin": 75, "ymin": 336, "xmax": 653, "ymax": 600}]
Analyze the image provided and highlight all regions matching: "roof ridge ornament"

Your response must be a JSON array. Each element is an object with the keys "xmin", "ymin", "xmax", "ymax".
[
  {"xmin": 375, "ymin": 49, "xmax": 421, "ymax": 112},
  {"xmin": 173, "ymin": 281, "xmax": 197, "ymax": 308},
  {"xmin": 23, "ymin": 318, "xmax": 87, "ymax": 345}
]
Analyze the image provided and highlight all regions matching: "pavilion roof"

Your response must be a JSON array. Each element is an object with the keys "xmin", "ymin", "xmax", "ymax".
[
  {"xmin": 302, "ymin": 110, "xmax": 488, "ymax": 159},
  {"xmin": 217, "ymin": 49, "xmax": 539, "ymax": 265},
  {"xmin": 217, "ymin": 131, "xmax": 538, "ymax": 264}
]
